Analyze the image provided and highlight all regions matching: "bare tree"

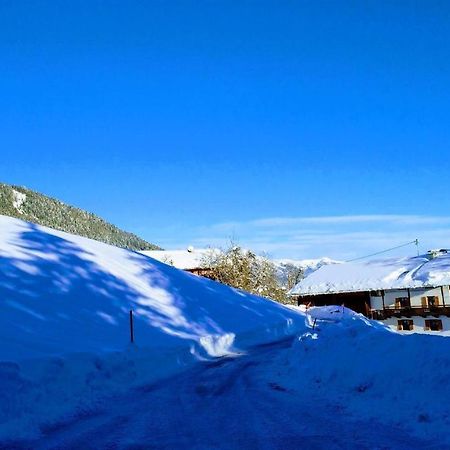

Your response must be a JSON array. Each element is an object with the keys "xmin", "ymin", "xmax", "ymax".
[{"xmin": 201, "ymin": 243, "xmax": 292, "ymax": 304}]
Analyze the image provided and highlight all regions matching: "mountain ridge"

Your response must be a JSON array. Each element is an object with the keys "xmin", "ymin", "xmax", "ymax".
[{"xmin": 0, "ymin": 182, "xmax": 161, "ymax": 251}]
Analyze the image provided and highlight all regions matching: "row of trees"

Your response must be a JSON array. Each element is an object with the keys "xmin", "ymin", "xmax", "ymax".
[{"xmin": 0, "ymin": 183, "xmax": 160, "ymax": 251}]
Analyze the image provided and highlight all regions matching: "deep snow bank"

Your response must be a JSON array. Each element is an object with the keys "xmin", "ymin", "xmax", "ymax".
[
  {"xmin": 6, "ymin": 307, "xmax": 450, "ymax": 448},
  {"xmin": 272, "ymin": 308, "xmax": 450, "ymax": 447},
  {"xmin": 0, "ymin": 215, "xmax": 307, "ymax": 440},
  {"xmin": 0, "ymin": 215, "xmax": 305, "ymax": 361}
]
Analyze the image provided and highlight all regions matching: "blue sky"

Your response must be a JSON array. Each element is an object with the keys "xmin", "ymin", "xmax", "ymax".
[{"xmin": 1, "ymin": 1, "xmax": 450, "ymax": 259}]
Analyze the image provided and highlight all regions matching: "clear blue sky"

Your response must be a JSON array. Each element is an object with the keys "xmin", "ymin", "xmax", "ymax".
[{"xmin": 1, "ymin": 1, "xmax": 450, "ymax": 259}]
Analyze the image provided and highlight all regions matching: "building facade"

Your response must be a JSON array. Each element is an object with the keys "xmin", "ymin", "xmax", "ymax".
[{"xmin": 290, "ymin": 250, "xmax": 450, "ymax": 336}]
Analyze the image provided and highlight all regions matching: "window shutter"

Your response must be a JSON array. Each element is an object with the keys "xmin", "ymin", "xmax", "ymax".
[
  {"xmin": 424, "ymin": 320, "xmax": 430, "ymax": 331},
  {"xmin": 434, "ymin": 296, "xmax": 440, "ymax": 306},
  {"xmin": 397, "ymin": 321, "xmax": 402, "ymax": 331},
  {"xmin": 421, "ymin": 297, "xmax": 428, "ymax": 307}
]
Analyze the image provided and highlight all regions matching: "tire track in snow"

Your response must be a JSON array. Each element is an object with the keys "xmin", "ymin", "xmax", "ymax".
[{"xmin": 17, "ymin": 336, "xmax": 436, "ymax": 450}]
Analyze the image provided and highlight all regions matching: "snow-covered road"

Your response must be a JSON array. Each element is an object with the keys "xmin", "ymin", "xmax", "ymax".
[{"xmin": 19, "ymin": 337, "xmax": 433, "ymax": 450}]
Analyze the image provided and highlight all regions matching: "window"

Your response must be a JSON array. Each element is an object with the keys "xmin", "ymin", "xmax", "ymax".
[
  {"xmin": 397, "ymin": 320, "xmax": 414, "ymax": 331},
  {"xmin": 421, "ymin": 296, "xmax": 440, "ymax": 308},
  {"xmin": 395, "ymin": 297, "xmax": 410, "ymax": 309},
  {"xmin": 424, "ymin": 319, "xmax": 443, "ymax": 331}
]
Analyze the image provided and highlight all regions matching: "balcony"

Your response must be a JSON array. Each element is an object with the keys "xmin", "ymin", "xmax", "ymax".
[{"xmin": 372, "ymin": 306, "xmax": 450, "ymax": 320}]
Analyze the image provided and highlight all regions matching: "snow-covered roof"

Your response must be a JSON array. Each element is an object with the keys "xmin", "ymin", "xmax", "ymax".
[
  {"xmin": 290, "ymin": 251, "xmax": 450, "ymax": 295},
  {"xmin": 140, "ymin": 248, "xmax": 220, "ymax": 270}
]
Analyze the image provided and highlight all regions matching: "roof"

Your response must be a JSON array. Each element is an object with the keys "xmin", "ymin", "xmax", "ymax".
[
  {"xmin": 289, "ymin": 251, "xmax": 450, "ymax": 296},
  {"xmin": 140, "ymin": 248, "xmax": 220, "ymax": 270}
]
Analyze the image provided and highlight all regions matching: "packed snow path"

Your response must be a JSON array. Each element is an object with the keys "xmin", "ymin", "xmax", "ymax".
[{"xmin": 18, "ymin": 337, "xmax": 435, "ymax": 450}]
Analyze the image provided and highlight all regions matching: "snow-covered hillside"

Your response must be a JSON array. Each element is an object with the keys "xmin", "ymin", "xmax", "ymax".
[
  {"xmin": 0, "ymin": 215, "xmax": 304, "ymax": 361},
  {"xmin": 0, "ymin": 214, "xmax": 306, "ymax": 440}
]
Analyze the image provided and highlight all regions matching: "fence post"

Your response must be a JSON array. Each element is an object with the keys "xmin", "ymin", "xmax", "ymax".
[{"xmin": 129, "ymin": 310, "xmax": 134, "ymax": 344}]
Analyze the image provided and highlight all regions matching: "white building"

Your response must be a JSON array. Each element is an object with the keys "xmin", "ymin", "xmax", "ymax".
[{"xmin": 289, "ymin": 249, "xmax": 450, "ymax": 336}]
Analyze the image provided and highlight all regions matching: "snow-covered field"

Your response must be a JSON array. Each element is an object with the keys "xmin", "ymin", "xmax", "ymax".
[{"xmin": 0, "ymin": 215, "xmax": 449, "ymax": 449}]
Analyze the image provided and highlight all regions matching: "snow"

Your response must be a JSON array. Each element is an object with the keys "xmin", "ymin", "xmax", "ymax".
[
  {"xmin": 140, "ymin": 247, "xmax": 220, "ymax": 270},
  {"xmin": 1, "ymin": 215, "xmax": 450, "ymax": 447},
  {"xmin": 0, "ymin": 214, "xmax": 305, "ymax": 440},
  {"xmin": 275, "ymin": 256, "xmax": 341, "ymax": 279},
  {"xmin": 275, "ymin": 256, "xmax": 339, "ymax": 271},
  {"xmin": 5, "ymin": 308, "xmax": 450, "ymax": 449},
  {"xmin": 290, "ymin": 253, "xmax": 450, "ymax": 295},
  {"xmin": 0, "ymin": 215, "xmax": 304, "ymax": 361},
  {"xmin": 12, "ymin": 188, "xmax": 26, "ymax": 214},
  {"xmin": 143, "ymin": 250, "xmax": 340, "ymax": 278}
]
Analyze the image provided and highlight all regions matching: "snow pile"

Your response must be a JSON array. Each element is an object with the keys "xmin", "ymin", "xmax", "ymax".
[
  {"xmin": 270, "ymin": 312, "xmax": 450, "ymax": 447},
  {"xmin": 0, "ymin": 215, "xmax": 304, "ymax": 361},
  {"xmin": 0, "ymin": 215, "xmax": 305, "ymax": 440},
  {"xmin": 9, "ymin": 309, "xmax": 450, "ymax": 448},
  {"xmin": 290, "ymin": 253, "xmax": 450, "ymax": 295}
]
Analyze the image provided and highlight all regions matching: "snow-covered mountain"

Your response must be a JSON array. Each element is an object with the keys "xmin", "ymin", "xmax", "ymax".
[
  {"xmin": 274, "ymin": 256, "xmax": 341, "ymax": 289},
  {"xmin": 275, "ymin": 256, "xmax": 340, "ymax": 275}
]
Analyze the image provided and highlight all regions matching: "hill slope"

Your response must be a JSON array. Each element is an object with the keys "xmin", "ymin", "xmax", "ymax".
[
  {"xmin": 0, "ymin": 214, "xmax": 303, "ymax": 360},
  {"xmin": 0, "ymin": 183, "xmax": 160, "ymax": 251},
  {"xmin": 0, "ymin": 214, "xmax": 305, "ymax": 440}
]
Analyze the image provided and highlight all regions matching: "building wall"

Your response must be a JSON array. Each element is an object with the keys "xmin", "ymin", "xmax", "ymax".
[
  {"xmin": 369, "ymin": 286, "xmax": 450, "ymax": 336},
  {"xmin": 298, "ymin": 292, "xmax": 370, "ymax": 315},
  {"xmin": 297, "ymin": 286, "xmax": 450, "ymax": 336},
  {"xmin": 370, "ymin": 286, "xmax": 450, "ymax": 309},
  {"xmin": 382, "ymin": 316, "xmax": 450, "ymax": 336}
]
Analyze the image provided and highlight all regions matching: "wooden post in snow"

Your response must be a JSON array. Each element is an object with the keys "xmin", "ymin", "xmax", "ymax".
[{"xmin": 129, "ymin": 310, "xmax": 134, "ymax": 344}]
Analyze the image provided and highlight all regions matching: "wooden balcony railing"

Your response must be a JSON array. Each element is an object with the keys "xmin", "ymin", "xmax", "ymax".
[{"xmin": 372, "ymin": 306, "xmax": 450, "ymax": 320}]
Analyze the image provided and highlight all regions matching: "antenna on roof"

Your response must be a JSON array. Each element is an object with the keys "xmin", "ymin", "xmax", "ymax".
[{"xmin": 346, "ymin": 239, "xmax": 420, "ymax": 263}]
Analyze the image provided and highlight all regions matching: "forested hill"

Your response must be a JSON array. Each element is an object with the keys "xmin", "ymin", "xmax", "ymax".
[{"xmin": 0, "ymin": 183, "xmax": 161, "ymax": 251}]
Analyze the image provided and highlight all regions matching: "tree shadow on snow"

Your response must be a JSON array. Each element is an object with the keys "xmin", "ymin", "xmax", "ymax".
[{"xmin": 0, "ymin": 222, "xmax": 195, "ymax": 359}]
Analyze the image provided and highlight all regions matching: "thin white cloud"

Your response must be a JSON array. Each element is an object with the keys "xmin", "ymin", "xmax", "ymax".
[
  {"xmin": 149, "ymin": 215, "xmax": 450, "ymax": 260},
  {"xmin": 212, "ymin": 215, "xmax": 450, "ymax": 230}
]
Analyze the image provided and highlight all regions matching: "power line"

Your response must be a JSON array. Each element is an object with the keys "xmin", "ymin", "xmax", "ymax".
[{"xmin": 346, "ymin": 239, "xmax": 419, "ymax": 263}]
